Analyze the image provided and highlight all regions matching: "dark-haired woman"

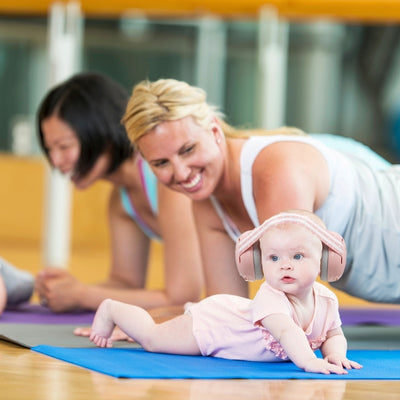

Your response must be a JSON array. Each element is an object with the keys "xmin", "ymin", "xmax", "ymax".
[{"xmin": 35, "ymin": 72, "xmax": 203, "ymax": 314}]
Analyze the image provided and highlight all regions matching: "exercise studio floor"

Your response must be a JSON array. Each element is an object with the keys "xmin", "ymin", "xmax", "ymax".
[{"xmin": 2, "ymin": 242, "xmax": 400, "ymax": 400}]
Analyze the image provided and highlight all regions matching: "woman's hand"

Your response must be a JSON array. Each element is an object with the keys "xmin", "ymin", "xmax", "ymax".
[{"xmin": 35, "ymin": 268, "xmax": 84, "ymax": 312}]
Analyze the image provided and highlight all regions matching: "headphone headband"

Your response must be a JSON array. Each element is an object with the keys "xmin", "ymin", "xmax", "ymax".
[
  {"xmin": 235, "ymin": 211, "xmax": 346, "ymax": 282},
  {"xmin": 237, "ymin": 213, "xmax": 344, "ymax": 256}
]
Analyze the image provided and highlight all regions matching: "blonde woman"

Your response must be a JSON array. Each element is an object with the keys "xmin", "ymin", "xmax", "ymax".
[{"xmin": 122, "ymin": 78, "xmax": 398, "ymax": 304}]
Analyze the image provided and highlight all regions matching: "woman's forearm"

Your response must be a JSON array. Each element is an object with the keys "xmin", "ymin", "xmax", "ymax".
[{"xmin": 76, "ymin": 283, "xmax": 193, "ymax": 311}]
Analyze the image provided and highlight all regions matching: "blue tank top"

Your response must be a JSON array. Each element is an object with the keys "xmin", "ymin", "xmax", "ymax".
[{"xmin": 119, "ymin": 156, "xmax": 160, "ymax": 240}]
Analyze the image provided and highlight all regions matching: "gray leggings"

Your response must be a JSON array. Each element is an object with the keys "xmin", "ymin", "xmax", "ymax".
[{"xmin": 0, "ymin": 257, "xmax": 34, "ymax": 305}]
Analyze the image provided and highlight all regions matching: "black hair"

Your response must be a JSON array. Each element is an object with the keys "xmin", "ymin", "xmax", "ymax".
[{"xmin": 37, "ymin": 72, "xmax": 133, "ymax": 179}]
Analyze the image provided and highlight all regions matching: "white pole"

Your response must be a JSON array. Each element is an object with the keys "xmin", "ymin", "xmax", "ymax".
[
  {"xmin": 257, "ymin": 6, "xmax": 289, "ymax": 129},
  {"xmin": 195, "ymin": 16, "xmax": 226, "ymax": 108},
  {"xmin": 43, "ymin": 1, "xmax": 82, "ymax": 268}
]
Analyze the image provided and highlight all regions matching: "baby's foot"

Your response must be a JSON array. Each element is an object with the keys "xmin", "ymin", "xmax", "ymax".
[{"xmin": 90, "ymin": 299, "xmax": 116, "ymax": 348}]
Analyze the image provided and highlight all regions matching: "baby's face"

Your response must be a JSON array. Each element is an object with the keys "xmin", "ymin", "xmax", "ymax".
[{"xmin": 259, "ymin": 224, "xmax": 322, "ymax": 295}]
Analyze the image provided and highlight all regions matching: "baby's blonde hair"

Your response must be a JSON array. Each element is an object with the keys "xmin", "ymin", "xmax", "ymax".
[{"xmin": 122, "ymin": 78, "xmax": 306, "ymax": 143}]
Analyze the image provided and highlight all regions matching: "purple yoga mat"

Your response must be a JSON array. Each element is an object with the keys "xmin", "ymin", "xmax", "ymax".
[
  {"xmin": 0, "ymin": 303, "xmax": 95, "ymax": 325},
  {"xmin": 2, "ymin": 303, "xmax": 400, "ymax": 327},
  {"xmin": 340, "ymin": 307, "xmax": 400, "ymax": 326}
]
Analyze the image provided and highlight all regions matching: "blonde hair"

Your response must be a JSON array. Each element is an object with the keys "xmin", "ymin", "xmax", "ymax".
[
  {"xmin": 122, "ymin": 78, "xmax": 306, "ymax": 144},
  {"xmin": 123, "ymin": 79, "xmax": 220, "ymax": 143}
]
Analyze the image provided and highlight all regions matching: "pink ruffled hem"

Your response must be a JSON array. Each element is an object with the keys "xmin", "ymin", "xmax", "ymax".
[{"xmin": 261, "ymin": 329, "xmax": 326, "ymax": 360}]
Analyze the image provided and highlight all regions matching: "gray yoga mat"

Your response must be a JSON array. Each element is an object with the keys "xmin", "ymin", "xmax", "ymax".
[
  {"xmin": 0, "ymin": 323, "xmax": 139, "ymax": 349},
  {"xmin": 1, "ymin": 322, "xmax": 400, "ymax": 350}
]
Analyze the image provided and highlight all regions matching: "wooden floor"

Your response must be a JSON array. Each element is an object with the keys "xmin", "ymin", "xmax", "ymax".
[
  {"xmin": 2, "ymin": 340, "xmax": 400, "ymax": 400},
  {"xmin": 2, "ymin": 242, "xmax": 400, "ymax": 399}
]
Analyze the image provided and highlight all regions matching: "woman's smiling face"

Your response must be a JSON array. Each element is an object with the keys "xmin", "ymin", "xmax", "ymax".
[{"xmin": 137, "ymin": 116, "xmax": 225, "ymax": 201}]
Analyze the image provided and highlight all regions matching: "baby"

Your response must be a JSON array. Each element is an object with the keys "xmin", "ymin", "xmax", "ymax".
[
  {"xmin": 0, "ymin": 256, "xmax": 34, "ymax": 315},
  {"xmin": 90, "ymin": 210, "xmax": 362, "ymax": 375}
]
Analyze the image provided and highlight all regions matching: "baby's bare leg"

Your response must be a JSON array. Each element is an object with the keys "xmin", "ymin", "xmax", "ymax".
[
  {"xmin": 90, "ymin": 299, "xmax": 200, "ymax": 355},
  {"xmin": 90, "ymin": 299, "xmax": 160, "ymax": 348}
]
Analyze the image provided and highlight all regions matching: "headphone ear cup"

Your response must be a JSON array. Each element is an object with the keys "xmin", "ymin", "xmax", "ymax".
[
  {"xmin": 235, "ymin": 232, "xmax": 264, "ymax": 281},
  {"xmin": 320, "ymin": 231, "xmax": 346, "ymax": 282},
  {"xmin": 252, "ymin": 241, "xmax": 264, "ymax": 281},
  {"xmin": 320, "ymin": 246, "xmax": 329, "ymax": 282}
]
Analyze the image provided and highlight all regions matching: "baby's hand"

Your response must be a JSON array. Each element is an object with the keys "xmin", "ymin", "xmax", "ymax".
[
  {"xmin": 324, "ymin": 352, "xmax": 363, "ymax": 370},
  {"xmin": 303, "ymin": 358, "xmax": 348, "ymax": 375}
]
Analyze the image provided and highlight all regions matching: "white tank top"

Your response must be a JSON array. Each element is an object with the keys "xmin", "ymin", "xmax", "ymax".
[
  {"xmin": 211, "ymin": 135, "xmax": 357, "ymax": 241},
  {"xmin": 239, "ymin": 135, "xmax": 357, "ymax": 235},
  {"xmin": 212, "ymin": 135, "xmax": 400, "ymax": 303}
]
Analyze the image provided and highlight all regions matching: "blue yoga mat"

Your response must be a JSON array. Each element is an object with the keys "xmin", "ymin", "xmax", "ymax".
[{"xmin": 31, "ymin": 346, "xmax": 400, "ymax": 379}]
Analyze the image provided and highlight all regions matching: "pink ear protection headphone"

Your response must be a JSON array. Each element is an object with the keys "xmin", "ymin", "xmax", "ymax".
[{"xmin": 235, "ymin": 212, "xmax": 346, "ymax": 282}]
